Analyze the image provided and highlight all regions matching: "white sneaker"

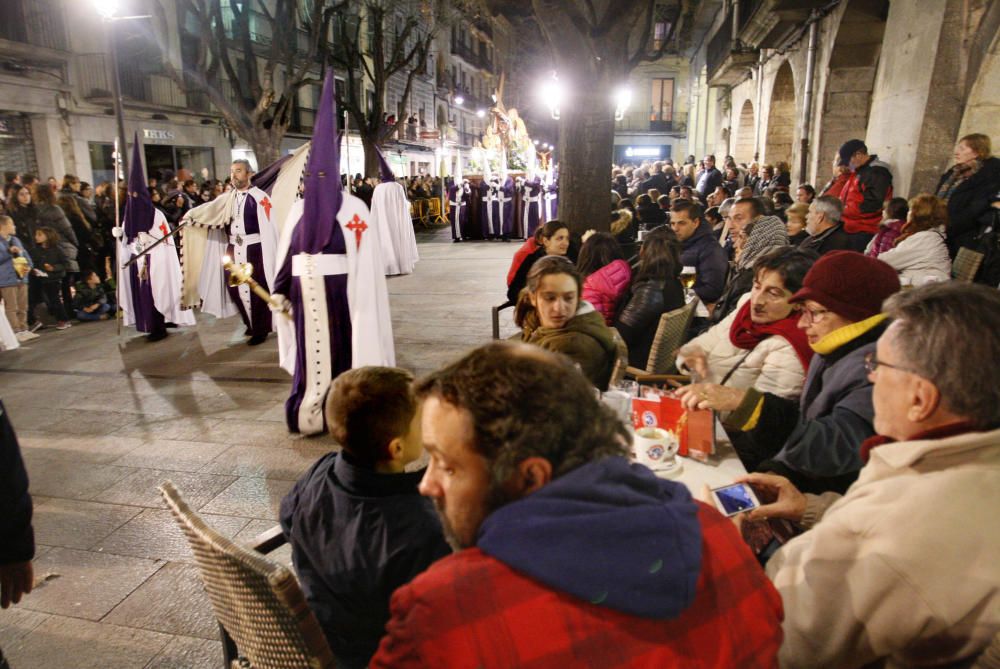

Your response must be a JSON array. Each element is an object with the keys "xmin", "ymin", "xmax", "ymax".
[
  {"xmin": 56, "ymin": 321, "xmax": 72, "ymax": 330},
  {"xmin": 20, "ymin": 330, "xmax": 40, "ymax": 340},
  {"xmin": 15, "ymin": 331, "xmax": 30, "ymax": 342}
]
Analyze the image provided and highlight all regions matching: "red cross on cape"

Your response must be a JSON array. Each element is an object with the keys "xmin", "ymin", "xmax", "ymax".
[
  {"xmin": 346, "ymin": 214, "xmax": 368, "ymax": 250},
  {"xmin": 260, "ymin": 196, "xmax": 272, "ymax": 219}
]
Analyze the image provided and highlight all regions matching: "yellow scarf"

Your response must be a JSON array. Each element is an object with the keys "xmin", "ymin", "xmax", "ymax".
[{"xmin": 811, "ymin": 313, "xmax": 887, "ymax": 355}]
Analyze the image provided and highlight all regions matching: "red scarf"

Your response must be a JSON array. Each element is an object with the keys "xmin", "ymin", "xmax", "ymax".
[
  {"xmin": 728, "ymin": 300, "xmax": 813, "ymax": 372},
  {"xmin": 859, "ymin": 421, "xmax": 977, "ymax": 463}
]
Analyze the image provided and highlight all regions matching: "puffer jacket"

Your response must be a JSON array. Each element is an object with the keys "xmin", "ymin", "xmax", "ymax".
[
  {"xmin": 614, "ymin": 277, "xmax": 686, "ymax": 369},
  {"xmin": 680, "ymin": 220, "xmax": 728, "ymax": 304},
  {"xmin": 35, "ymin": 203, "xmax": 79, "ymax": 273},
  {"xmin": 582, "ymin": 260, "xmax": 631, "ymax": 325},
  {"xmin": 840, "ymin": 156, "xmax": 893, "ymax": 235},
  {"xmin": 877, "ymin": 227, "xmax": 951, "ymax": 285},
  {"xmin": 937, "ymin": 156, "xmax": 1000, "ymax": 254},
  {"xmin": 521, "ymin": 302, "xmax": 618, "ymax": 390},
  {"xmin": 676, "ymin": 293, "xmax": 807, "ymax": 400}
]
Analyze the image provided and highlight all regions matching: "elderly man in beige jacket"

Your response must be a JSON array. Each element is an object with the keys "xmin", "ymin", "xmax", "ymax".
[{"xmin": 734, "ymin": 281, "xmax": 1000, "ymax": 668}]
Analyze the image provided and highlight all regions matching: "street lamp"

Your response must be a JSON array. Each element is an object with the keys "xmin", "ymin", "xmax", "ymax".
[
  {"xmin": 614, "ymin": 86, "xmax": 632, "ymax": 121},
  {"xmin": 93, "ymin": 0, "xmax": 119, "ymax": 19},
  {"xmin": 93, "ymin": 0, "xmax": 131, "ymax": 183},
  {"xmin": 537, "ymin": 71, "xmax": 566, "ymax": 120},
  {"xmin": 454, "ymin": 94, "xmax": 464, "ymax": 106},
  {"xmin": 476, "ymin": 109, "xmax": 486, "ymax": 118}
]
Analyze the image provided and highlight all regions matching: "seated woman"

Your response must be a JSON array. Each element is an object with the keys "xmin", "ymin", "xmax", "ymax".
[
  {"xmin": 675, "ymin": 246, "xmax": 816, "ymax": 412},
  {"xmin": 614, "ymin": 226, "xmax": 686, "ymax": 369},
  {"xmin": 506, "ymin": 220, "xmax": 570, "ymax": 303},
  {"xmin": 578, "ymin": 232, "xmax": 631, "ymax": 325},
  {"xmin": 514, "ymin": 256, "xmax": 617, "ymax": 390},
  {"xmin": 875, "ymin": 194, "xmax": 951, "ymax": 285},
  {"xmin": 785, "ymin": 203, "xmax": 810, "ymax": 245}
]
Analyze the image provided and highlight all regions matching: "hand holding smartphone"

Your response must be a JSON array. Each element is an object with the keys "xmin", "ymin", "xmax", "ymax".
[{"xmin": 710, "ymin": 482, "xmax": 761, "ymax": 517}]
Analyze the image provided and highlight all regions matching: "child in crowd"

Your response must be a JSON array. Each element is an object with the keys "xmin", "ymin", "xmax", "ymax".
[
  {"xmin": 0, "ymin": 215, "xmax": 35, "ymax": 341},
  {"xmin": 30, "ymin": 227, "xmax": 70, "ymax": 330},
  {"xmin": 866, "ymin": 197, "xmax": 909, "ymax": 258},
  {"xmin": 279, "ymin": 367, "xmax": 450, "ymax": 669},
  {"xmin": 73, "ymin": 271, "xmax": 113, "ymax": 322}
]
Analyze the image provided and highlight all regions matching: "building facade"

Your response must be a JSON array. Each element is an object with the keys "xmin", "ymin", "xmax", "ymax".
[{"xmin": 682, "ymin": 0, "xmax": 1000, "ymax": 197}]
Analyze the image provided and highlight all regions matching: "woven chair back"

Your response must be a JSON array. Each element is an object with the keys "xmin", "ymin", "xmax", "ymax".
[
  {"xmin": 952, "ymin": 247, "xmax": 984, "ymax": 283},
  {"xmin": 644, "ymin": 300, "xmax": 698, "ymax": 374},
  {"xmin": 159, "ymin": 481, "xmax": 335, "ymax": 669}
]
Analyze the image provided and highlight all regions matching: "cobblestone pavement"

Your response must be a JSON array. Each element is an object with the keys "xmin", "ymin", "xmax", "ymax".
[{"xmin": 0, "ymin": 225, "xmax": 519, "ymax": 668}]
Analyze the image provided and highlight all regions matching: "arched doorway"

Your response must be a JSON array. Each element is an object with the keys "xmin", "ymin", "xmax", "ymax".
[
  {"xmin": 764, "ymin": 61, "xmax": 796, "ymax": 169},
  {"xmin": 734, "ymin": 100, "xmax": 756, "ymax": 164},
  {"xmin": 815, "ymin": 0, "xmax": 890, "ymax": 183}
]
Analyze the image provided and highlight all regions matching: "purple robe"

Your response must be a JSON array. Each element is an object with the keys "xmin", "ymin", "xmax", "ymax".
[
  {"xmin": 479, "ymin": 180, "xmax": 495, "ymax": 238},
  {"xmin": 224, "ymin": 194, "xmax": 272, "ymax": 337},
  {"xmin": 544, "ymin": 182, "xmax": 559, "ymax": 222},
  {"xmin": 122, "ymin": 134, "xmax": 166, "ymax": 336},
  {"xmin": 271, "ymin": 72, "xmax": 353, "ymax": 434},
  {"xmin": 523, "ymin": 179, "xmax": 543, "ymax": 238}
]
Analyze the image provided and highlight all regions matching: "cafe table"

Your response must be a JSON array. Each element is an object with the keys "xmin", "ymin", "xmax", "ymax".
[{"xmin": 654, "ymin": 419, "xmax": 747, "ymax": 494}]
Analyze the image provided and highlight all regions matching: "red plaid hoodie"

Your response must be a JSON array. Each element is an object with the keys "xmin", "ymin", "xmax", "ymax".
[{"xmin": 371, "ymin": 457, "xmax": 783, "ymax": 668}]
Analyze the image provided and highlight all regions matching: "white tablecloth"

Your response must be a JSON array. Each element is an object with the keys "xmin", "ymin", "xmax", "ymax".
[{"xmin": 654, "ymin": 419, "xmax": 746, "ymax": 494}]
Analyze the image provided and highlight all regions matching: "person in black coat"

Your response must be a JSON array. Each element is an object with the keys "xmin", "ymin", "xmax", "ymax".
[
  {"xmin": 635, "ymin": 193, "xmax": 667, "ymax": 228},
  {"xmin": 0, "ymin": 399, "xmax": 35, "ymax": 613},
  {"xmin": 935, "ymin": 133, "xmax": 1000, "ymax": 256},
  {"xmin": 615, "ymin": 226, "xmax": 686, "ymax": 368}
]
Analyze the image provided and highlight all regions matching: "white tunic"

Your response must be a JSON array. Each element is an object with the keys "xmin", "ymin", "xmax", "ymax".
[{"xmin": 370, "ymin": 182, "xmax": 419, "ymax": 275}]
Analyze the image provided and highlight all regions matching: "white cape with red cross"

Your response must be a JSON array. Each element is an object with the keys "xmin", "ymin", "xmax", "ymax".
[{"xmin": 273, "ymin": 191, "xmax": 395, "ymax": 379}]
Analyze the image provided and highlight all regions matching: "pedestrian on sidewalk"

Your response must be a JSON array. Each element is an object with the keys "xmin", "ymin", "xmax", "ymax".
[
  {"xmin": 31, "ymin": 227, "xmax": 71, "ymax": 330},
  {"xmin": 0, "ymin": 215, "xmax": 35, "ymax": 341}
]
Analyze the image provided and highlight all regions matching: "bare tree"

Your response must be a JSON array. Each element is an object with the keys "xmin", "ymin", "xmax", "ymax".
[
  {"xmin": 489, "ymin": 0, "xmax": 677, "ymax": 235},
  {"xmin": 152, "ymin": 0, "xmax": 340, "ymax": 167},
  {"xmin": 328, "ymin": 0, "xmax": 435, "ymax": 177}
]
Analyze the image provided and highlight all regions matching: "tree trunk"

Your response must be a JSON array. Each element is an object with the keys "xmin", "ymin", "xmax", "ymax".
[
  {"xmin": 558, "ymin": 86, "xmax": 617, "ymax": 235},
  {"xmin": 249, "ymin": 126, "xmax": 282, "ymax": 171},
  {"xmin": 361, "ymin": 133, "xmax": 381, "ymax": 179}
]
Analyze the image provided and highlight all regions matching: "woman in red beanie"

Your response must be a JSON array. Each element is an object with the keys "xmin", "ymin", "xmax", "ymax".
[{"xmin": 679, "ymin": 251, "xmax": 901, "ymax": 494}]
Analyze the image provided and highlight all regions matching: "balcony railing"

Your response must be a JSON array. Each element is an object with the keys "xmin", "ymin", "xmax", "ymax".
[
  {"xmin": 706, "ymin": 13, "xmax": 734, "ymax": 80},
  {"xmin": 615, "ymin": 110, "xmax": 688, "ymax": 135},
  {"xmin": 0, "ymin": 0, "xmax": 67, "ymax": 51},
  {"xmin": 79, "ymin": 53, "xmax": 188, "ymax": 108}
]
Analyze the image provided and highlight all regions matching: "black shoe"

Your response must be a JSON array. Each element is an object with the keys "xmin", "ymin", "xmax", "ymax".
[
  {"xmin": 244, "ymin": 326, "xmax": 253, "ymax": 336},
  {"xmin": 452, "ymin": 238, "xmax": 462, "ymax": 243},
  {"xmin": 146, "ymin": 330, "xmax": 168, "ymax": 342},
  {"xmin": 247, "ymin": 333, "xmax": 267, "ymax": 346},
  {"xmin": 165, "ymin": 322, "xmax": 178, "ymax": 328}
]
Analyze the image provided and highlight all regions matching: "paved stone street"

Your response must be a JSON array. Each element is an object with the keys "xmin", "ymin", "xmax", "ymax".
[{"xmin": 0, "ymin": 227, "xmax": 519, "ymax": 668}]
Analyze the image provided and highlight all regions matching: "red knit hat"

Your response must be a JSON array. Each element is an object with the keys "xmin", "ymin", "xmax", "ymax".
[{"xmin": 789, "ymin": 251, "xmax": 901, "ymax": 322}]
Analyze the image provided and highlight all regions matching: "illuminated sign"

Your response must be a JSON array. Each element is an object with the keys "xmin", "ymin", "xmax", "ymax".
[{"xmin": 624, "ymin": 146, "xmax": 662, "ymax": 158}]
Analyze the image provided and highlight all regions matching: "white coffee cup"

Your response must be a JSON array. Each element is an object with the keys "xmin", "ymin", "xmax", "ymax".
[{"xmin": 633, "ymin": 426, "xmax": 680, "ymax": 472}]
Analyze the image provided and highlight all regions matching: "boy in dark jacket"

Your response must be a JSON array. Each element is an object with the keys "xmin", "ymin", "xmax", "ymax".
[
  {"xmin": 0, "ymin": 400, "xmax": 35, "ymax": 610},
  {"xmin": 280, "ymin": 367, "xmax": 450, "ymax": 669},
  {"xmin": 73, "ymin": 270, "xmax": 113, "ymax": 321}
]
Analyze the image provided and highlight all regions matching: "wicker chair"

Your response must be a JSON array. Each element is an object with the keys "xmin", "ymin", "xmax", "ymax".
[
  {"xmin": 609, "ymin": 327, "xmax": 630, "ymax": 388},
  {"xmin": 159, "ymin": 481, "xmax": 334, "ymax": 669},
  {"xmin": 625, "ymin": 299, "xmax": 698, "ymax": 379},
  {"xmin": 952, "ymin": 247, "xmax": 985, "ymax": 283}
]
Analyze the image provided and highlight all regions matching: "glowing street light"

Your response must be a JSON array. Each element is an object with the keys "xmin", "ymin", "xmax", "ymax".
[
  {"xmin": 537, "ymin": 71, "xmax": 566, "ymax": 120},
  {"xmin": 614, "ymin": 86, "xmax": 632, "ymax": 121},
  {"xmin": 533, "ymin": 139, "xmax": 539, "ymax": 146},
  {"xmin": 454, "ymin": 94, "xmax": 464, "ymax": 106},
  {"xmin": 476, "ymin": 109, "xmax": 486, "ymax": 118},
  {"xmin": 92, "ymin": 0, "xmax": 118, "ymax": 19}
]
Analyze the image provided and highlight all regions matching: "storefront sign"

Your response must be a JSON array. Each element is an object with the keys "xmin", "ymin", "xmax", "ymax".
[
  {"xmin": 624, "ymin": 146, "xmax": 663, "ymax": 158},
  {"xmin": 143, "ymin": 129, "xmax": 176, "ymax": 141}
]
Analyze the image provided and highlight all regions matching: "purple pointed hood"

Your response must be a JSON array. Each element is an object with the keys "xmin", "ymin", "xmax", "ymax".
[
  {"xmin": 300, "ymin": 70, "xmax": 342, "ymax": 253},
  {"xmin": 124, "ymin": 133, "xmax": 154, "ymax": 241},
  {"xmin": 373, "ymin": 144, "xmax": 395, "ymax": 183}
]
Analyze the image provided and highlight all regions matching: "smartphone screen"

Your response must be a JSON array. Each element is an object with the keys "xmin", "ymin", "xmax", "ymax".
[{"xmin": 712, "ymin": 483, "xmax": 759, "ymax": 517}]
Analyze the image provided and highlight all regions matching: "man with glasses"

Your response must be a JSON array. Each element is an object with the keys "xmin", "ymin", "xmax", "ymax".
[
  {"xmin": 684, "ymin": 251, "xmax": 901, "ymax": 494},
  {"xmin": 730, "ymin": 282, "xmax": 1000, "ymax": 667}
]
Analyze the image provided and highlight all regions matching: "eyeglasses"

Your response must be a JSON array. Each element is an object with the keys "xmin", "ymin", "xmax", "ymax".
[
  {"xmin": 798, "ymin": 307, "xmax": 831, "ymax": 324},
  {"xmin": 864, "ymin": 352, "xmax": 921, "ymax": 376}
]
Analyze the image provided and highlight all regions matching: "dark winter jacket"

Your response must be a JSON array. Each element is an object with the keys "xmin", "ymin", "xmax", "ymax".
[
  {"xmin": 73, "ymin": 282, "xmax": 110, "ymax": 311},
  {"xmin": 726, "ymin": 317, "xmax": 889, "ymax": 495},
  {"xmin": 680, "ymin": 221, "xmax": 728, "ymax": 304},
  {"xmin": 696, "ymin": 167, "xmax": 723, "ymax": 198},
  {"xmin": 36, "ymin": 203, "xmax": 79, "ymax": 272},
  {"xmin": 636, "ymin": 202, "xmax": 667, "ymax": 227},
  {"xmin": 614, "ymin": 277, "xmax": 686, "ymax": 368},
  {"xmin": 638, "ymin": 172, "xmax": 674, "ymax": 196},
  {"xmin": 798, "ymin": 223, "xmax": 854, "ymax": 257},
  {"xmin": 936, "ymin": 156, "xmax": 1000, "ymax": 255},
  {"xmin": 840, "ymin": 156, "xmax": 893, "ymax": 235},
  {"xmin": 0, "ymin": 400, "xmax": 35, "ymax": 566},
  {"xmin": 507, "ymin": 247, "xmax": 546, "ymax": 303},
  {"xmin": 32, "ymin": 244, "xmax": 68, "ymax": 282}
]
